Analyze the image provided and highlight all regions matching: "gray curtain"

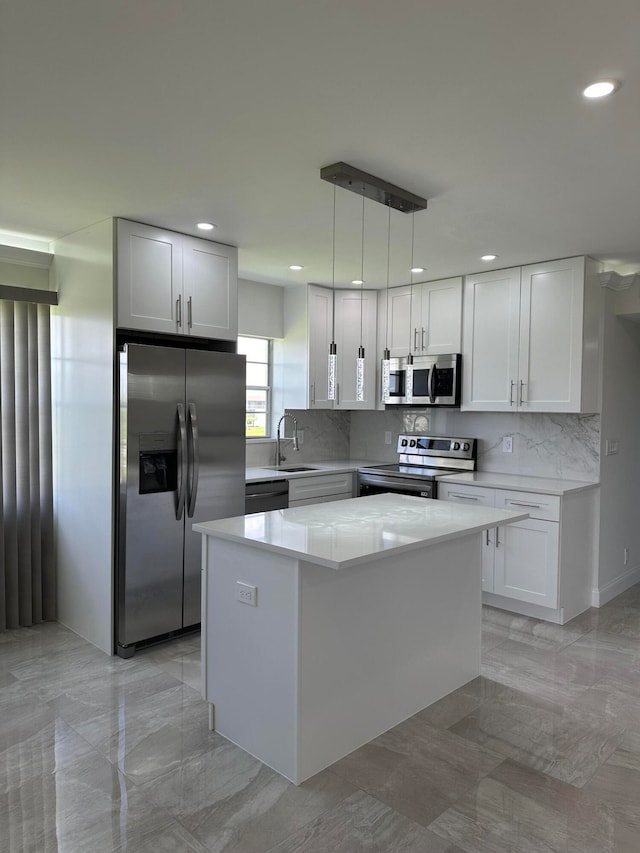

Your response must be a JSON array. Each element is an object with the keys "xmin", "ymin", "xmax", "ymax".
[{"xmin": 0, "ymin": 300, "xmax": 55, "ymax": 630}]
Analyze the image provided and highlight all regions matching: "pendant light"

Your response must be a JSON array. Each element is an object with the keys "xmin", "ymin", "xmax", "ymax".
[
  {"xmin": 327, "ymin": 184, "xmax": 337, "ymax": 400},
  {"xmin": 381, "ymin": 203, "xmax": 392, "ymax": 403},
  {"xmin": 404, "ymin": 212, "xmax": 416, "ymax": 404},
  {"xmin": 356, "ymin": 183, "xmax": 366, "ymax": 402}
]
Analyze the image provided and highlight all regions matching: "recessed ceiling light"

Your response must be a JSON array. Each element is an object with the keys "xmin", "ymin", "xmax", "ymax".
[
  {"xmin": 351, "ymin": 279, "xmax": 364, "ymax": 285},
  {"xmin": 410, "ymin": 267, "xmax": 425, "ymax": 274},
  {"xmin": 197, "ymin": 222, "xmax": 216, "ymax": 231},
  {"xmin": 288, "ymin": 264, "xmax": 304, "ymax": 271},
  {"xmin": 481, "ymin": 254, "xmax": 498, "ymax": 261},
  {"xmin": 582, "ymin": 79, "xmax": 620, "ymax": 99}
]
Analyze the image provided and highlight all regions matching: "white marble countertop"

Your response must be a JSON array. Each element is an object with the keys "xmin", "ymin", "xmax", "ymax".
[
  {"xmin": 193, "ymin": 493, "xmax": 528, "ymax": 569},
  {"xmin": 245, "ymin": 458, "xmax": 380, "ymax": 484},
  {"xmin": 437, "ymin": 470, "xmax": 599, "ymax": 495}
]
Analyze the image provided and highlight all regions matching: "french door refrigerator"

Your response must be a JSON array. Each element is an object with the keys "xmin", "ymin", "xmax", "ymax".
[{"xmin": 116, "ymin": 342, "xmax": 245, "ymax": 657}]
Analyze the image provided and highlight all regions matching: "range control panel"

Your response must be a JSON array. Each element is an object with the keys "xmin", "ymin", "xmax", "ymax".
[{"xmin": 396, "ymin": 434, "xmax": 477, "ymax": 461}]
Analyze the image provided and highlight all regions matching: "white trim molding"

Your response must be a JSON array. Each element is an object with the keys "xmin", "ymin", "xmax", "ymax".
[
  {"xmin": 599, "ymin": 270, "xmax": 640, "ymax": 291},
  {"xmin": 591, "ymin": 565, "xmax": 640, "ymax": 607}
]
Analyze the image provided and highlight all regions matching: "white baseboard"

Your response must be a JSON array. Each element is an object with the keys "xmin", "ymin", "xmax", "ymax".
[{"xmin": 592, "ymin": 565, "xmax": 640, "ymax": 607}]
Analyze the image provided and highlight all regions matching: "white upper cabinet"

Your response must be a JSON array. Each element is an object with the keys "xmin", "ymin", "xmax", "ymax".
[
  {"xmin": 334, "ymin": 289, "xmax": 378, "ymax": 410},
  {"xmin": 462, "ymin": 267, "xmax": 521, "ymax": 411},
  {"xmin": 117, "ymin": 219, "xmax": 237, "ymax": 341},
  {"xmin": 413, "ymin": 278, "xmax": 463, "ymax": 355},
  {"xmin": 280, "ymin": 284, "xmax": 378, "ymax": 411},
  {"xmin": 181, "ymin": 235, "xmax": 237, "ymax": 340},
  {"xmin": 381, "ymin": 278, "xmax": 462, "ymax": 358},
  {"xmin": 462, "ymin": 256, "xmax": 601, "ymax": 413}
]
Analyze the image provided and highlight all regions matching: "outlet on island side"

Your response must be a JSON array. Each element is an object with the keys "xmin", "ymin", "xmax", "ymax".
[
  {"xmin": 384, "ymin": 431, "xmax": 392, "ymax": 445},
  {"xmin": 502, "ymin": 435, "xmax": 513, "ymax": 453},
  {"xmin": 236, "ymin": 581, "xmax": 257, "ymax": 606}
]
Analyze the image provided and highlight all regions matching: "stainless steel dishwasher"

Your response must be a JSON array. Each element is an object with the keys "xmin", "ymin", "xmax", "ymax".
[{"xmin": 245, "ymin": 479, "xmax": 289, "ymax": 514}]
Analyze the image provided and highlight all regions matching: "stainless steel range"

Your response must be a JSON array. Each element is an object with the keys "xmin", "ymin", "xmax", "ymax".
[{"xmin": 358, "ymin": 434, "xmax": 477, "ymax": 500}]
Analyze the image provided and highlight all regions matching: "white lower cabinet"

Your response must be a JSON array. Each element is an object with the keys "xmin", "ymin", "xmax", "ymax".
[
  {"xmin": 439, "ymin": 481, "xmax": 596, "ymax": 623},
  {"xmin": 288, "ymin": 472, "xmax": 355, "ymax": 507}
]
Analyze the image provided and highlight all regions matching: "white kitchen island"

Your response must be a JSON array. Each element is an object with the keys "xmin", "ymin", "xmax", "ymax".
[{"xmin": 194, "ymin": 493, "xmax": 527, "ymax": 784}]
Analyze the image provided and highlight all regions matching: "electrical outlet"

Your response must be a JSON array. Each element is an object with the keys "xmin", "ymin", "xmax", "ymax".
[
  {"xmin": 502, "ymin": 435, "xmax": 513, "ymax": 453},
  {"xmin": 384, "ymin": 431, "xmax": 392, "ymax": 445},
  {"xmin": 236, "ymin": 581, "xmax": 257, "ymax": 606},
  {"xmin": 605, "ymin": 439, "xmax": 619, "ymax": 456}
]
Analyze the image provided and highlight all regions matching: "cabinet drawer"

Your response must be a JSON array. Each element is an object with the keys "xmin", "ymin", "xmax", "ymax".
[
  {"xmin": 288, "ymin": 473, "xmax": 354, "ymax": 503},
  {"xmin": 438, "ymin": 483, "xmax": 496, "ymax": 506},
  {"xmin": 495, "ymin": 490, "xmax": 560, "ymax": 521},
  {"xmin": 289, "ymin": 492, "xmax": 352, "ymax": 508}
]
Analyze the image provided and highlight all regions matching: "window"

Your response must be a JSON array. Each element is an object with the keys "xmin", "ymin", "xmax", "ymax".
[{"xmin": 238, "ymin": 336, "xmax": 271, "ymax": 438}]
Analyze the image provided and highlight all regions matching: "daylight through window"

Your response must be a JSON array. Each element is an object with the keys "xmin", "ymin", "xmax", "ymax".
[{"xmin": 238, "ymin": 336, "xmax": 271, "ymax": 438}]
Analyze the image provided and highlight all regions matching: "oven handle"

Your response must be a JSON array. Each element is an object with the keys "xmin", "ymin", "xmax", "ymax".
[{"xmin": 358, "ymin": 474, "xmax": 435, "ymax": 497}]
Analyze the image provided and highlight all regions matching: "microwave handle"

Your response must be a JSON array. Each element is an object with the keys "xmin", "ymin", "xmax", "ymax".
[{"xmin": 429, "ymin": 364, "xmax": 437, "ymax": 403}]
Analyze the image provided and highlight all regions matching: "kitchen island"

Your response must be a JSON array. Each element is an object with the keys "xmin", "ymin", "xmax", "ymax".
[{"xmin": 194, "ymin": 493, "xmax": 527, "ymax": 784}]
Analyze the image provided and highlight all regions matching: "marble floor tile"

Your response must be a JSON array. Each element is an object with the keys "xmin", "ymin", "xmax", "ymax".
[
  {"xmin": 449, "ymin": 678, "xmax": 622, "ymax": 786},
  {"xmin": 330, "ymin": 714, "xmax": 502, "ymax": 827},
  {"xmin": 269, "ymin": 790, "xmax": 464, "ymax": 853},
  {"xmin": 482, "ymin": 636, "xmax": 606, "ymax": 704},
  {"xmin": 428, "ymin": 758, "xmax": 622, "ymax": 853},
  {"xmin": 583, "ymin": 730, "xmax": 640, "ymax": 831},
  {"xmin": 147, "ymin": 761, "xmax": 355, "ymax": 853},
  {"xmin": 482, "ymin": 605, "xmax": 590, "ymax": 650}
]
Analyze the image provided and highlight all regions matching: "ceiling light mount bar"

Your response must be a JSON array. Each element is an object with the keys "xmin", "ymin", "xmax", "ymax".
[{"xmin": 320, "ymin": 162, "xmax": 428, "ymax": 213}]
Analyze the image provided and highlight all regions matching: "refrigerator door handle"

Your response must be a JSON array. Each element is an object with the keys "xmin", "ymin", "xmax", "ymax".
[
  {"xmin": 187, "ymin": 402, "xmax": 200, "ymax": 518},
  {"xmin": 176, "ymin": 403, "xmax": 187, "ymax": 520}
]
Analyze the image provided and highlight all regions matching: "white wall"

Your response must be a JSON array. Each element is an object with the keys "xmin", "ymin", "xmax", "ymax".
[
  {"xmin": 596, "ymin": 294, "xmax": 640, "ymax": 603},
  {"xmin": 50, "ymin": 219, "xmax": 115, "ymax": 654},
  {"xmin": 238, "ymin": 278, "xmax": 284, "ymax": 338}
]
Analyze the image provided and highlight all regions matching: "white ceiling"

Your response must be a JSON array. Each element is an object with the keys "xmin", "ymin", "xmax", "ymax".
[{"xmin": 2, "ymin": 0, "xmax": 639, "ymax": 288}]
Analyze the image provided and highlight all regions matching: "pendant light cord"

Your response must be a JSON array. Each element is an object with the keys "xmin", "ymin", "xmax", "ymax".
[
  {"xmin": 360, "ymin": 184, "xmax": 365, "ymax": 347},
  {"xmin": 331, "ymin": 183, "xmax": 336, "ymax": 339},
  {"xmin": 385, "ymin": 203, "xmax": 391, "ymax": 352},
  {"xmin": 408, "ymin": 211, "xmax": 415, "ymax": 355}
]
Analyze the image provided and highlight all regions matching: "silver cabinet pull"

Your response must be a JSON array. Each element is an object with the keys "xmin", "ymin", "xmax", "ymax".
[
  {"xmin": 310, "ymin": 382, "xmax": 315, "ymax": 405},
  {"xmin": 507, "ymin": 500, "xmax": 542, "ymax": 509},
  {"xmin": 448, "ymin": 492, "xmax": 479, "ymax": 501},
  {"xmin": 421, "ymin": 328, "xmax": 427, "ymax": 351},
  {"xmin": 187, "ymin": 296, "xmax": 193, "ymax": 329},
  {"xmin": 520, "ymin": 379, "xmax": 526, "ymax": 404},
  {"xmin": 414, "ymin": 328, "xmax": 419, "ymax": 352},
  {"xmin": 485, "ymin": 529, "xmax": 491, "ymax": 546},
  {"xmin": 176, "ymin": 294, "xmax": 182, "ymax": 328},
  {"xmin": 495, "ymin": 528, "xmax": 501, "ymax": 548},
  {"xmin": 509, "ymin": 380, "xmax": 516, "ymax": 406}
]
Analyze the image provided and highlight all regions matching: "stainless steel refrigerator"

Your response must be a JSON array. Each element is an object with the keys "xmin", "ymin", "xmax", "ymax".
[{"xmin": 116, "ymin": 342, "xmax": 245, "ymax": 657}]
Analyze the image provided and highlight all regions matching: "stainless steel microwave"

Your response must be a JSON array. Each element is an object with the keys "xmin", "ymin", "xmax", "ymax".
[{"xmin": 383, "ymin": 354, "xmax": 462, "ymax": 406}]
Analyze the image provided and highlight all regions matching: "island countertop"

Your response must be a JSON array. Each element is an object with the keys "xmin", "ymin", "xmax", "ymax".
[{"xmin": 193, "ymin": 493, "xmax": 528, "ymax": 569}]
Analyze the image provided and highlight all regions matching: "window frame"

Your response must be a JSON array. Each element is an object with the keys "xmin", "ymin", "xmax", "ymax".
[{"xmin": 238, "ymin": 335, "xmax": 272, "ymax": 439}]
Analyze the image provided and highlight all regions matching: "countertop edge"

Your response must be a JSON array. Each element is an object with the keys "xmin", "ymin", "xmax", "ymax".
[{"xmin": 436, "ymin": 472, "xmax": 600, "ymax": 496}]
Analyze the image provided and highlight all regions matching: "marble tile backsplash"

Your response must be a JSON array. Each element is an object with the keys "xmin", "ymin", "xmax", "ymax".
[
  {"xmin": 245, "ymin": 410, "xmax": 351, "ymax": 467},
  {"xmin": 350, "ymin": 409, "xmax": 601, "ymax": 481},
  {"xmin": 248, "ymin": 408, "xmax": 600, "ymax": 481}
]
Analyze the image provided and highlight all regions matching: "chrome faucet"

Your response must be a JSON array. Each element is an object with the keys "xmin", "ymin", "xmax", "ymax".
[{"xmin": 276, "ymin": 413, "xmax": 299, "ymax": 466}]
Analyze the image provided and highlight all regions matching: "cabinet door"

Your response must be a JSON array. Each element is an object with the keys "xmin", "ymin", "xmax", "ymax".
[
  {"xmin": 334, "ymin": 290, "xmax": 377, "ymax": 410},
  {"xmin": 307, "ymin": 285, "xmax": 334, "ymax": 409},
  {"xmin": 518, "ymin": 257, "xmax": 584, "ymax": 412},
  {"xmin": 494, "ymin": 518, "xmax": 559, "ymax": 608},
  {"xmin": 383, "ymin": 285, "xmax": 413, "ymax": 357},
  {"xmin": 182, "ymin": 237, "xmax": 238, "ymax": 340},
  {"xmin": 117, "ymin": 220, "xmax": 182, "ymax": 334},
  {"xmin": 439, "ymin": 483, "xmax": 496, "ymax": 591},
  {"xmin": 461, "ymin": 268, "xmax": 521, "ymax": 411},
  {"xmin": 418, "ymin": 278, "xmax": 462, "ymax": 355}
]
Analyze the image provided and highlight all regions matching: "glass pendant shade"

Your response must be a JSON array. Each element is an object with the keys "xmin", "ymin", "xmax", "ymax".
[
  {"xmin": 356, "ymin": 346, "xmax": 366, "ymax": 402},
  {"xmin": 327, "ymin": 341, "xmax": 337, "ymax": 400},
  {"xmin": 381, "ymin": 347, "xmax": 391, "ymax": 402},
  {"xmin": 405, "ymin": 354, "xmax": 414, "ymax": 404}
]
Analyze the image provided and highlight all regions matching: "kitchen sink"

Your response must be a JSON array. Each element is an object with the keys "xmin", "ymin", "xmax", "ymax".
[{"xmin": 261, "ymin": 466, "xmax": 319, "ymax": 473}]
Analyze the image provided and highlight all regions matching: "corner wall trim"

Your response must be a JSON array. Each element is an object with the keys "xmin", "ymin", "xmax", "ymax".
[{"xmin": 592, "ymin": 565, "xmax": 640, "ymax": 607}]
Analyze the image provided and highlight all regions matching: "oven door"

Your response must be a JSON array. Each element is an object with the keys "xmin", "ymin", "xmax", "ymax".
[{"xmin": 357, "ymin": 473, "xmax": 435, "ymax": 500}]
